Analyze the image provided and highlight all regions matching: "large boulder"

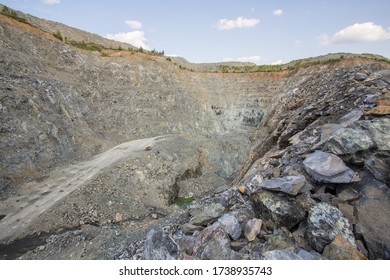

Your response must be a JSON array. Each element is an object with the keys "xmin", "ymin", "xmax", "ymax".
[
  {"xmin": 324, "ymin": 118, "xmax": 390, "ymax": 163},
  {"xmin": 355, "ymin": 173, "xmax": 390, "ymax": 259},
  {"xmin": 303, "ymin": 151, "xmax": 356, "ymax": 183},
  {"xmin": 306, "ymin": 202, "xmax": 356, "ymax": 252},
  {"xmin": 251, "ymin": 190, "xmax": 306, "ymax": 230}
]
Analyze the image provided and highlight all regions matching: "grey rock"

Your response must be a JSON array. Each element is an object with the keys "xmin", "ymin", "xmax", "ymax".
[
  {"xmin": 251, "ymin": 190, "xmax": 306, "ymax": 230},
  {"xmin": 325, "ymin": 128, "xmax": 375, "ymax": 156},
  {"xmin": 262, "ymin": 249, "xmax": 302, "ymax": 260},
  {"xmin": 324, "ymin": 119, "xmax": 390, "ymax": 164},
  {"xmin": 230, "ymin": 240, "xmax": 248, "ymax": 251},
  {"xmin": 143, "ymin": 229, "xmax": 178, "ymax": 260},
  {"xmin": 362, "ymin": 118, "xmax": 390, "ymax": 151},
  {"xmin": 192, "ymin": 224, "xmax": 240, "ymax": 260},
  {"xmin": 303, "ymin": 151, "xmax": 356, "ymax": 183},
  {"xmin": 181, "ymin": 223, "xmax": 203, "ymax": 234},
  {"xmin": 337, "ymin": 188, "xmax": 360, "ymax": 202},
  {"xmin": 297, "ymin": 249, "xmax": 325, "ymax": 260},
  {"xmin": 244, "ymin": 218, "xmax": 263, "ymax": 242},
  {"xmin": 354, "ymin": 72, "xmax": 368, "ymax": 81},
  {"xmin": 306, "ymin": 202, "xmax": 356, "ymax": 252},
  {"xmin": 337, "ymin": 109, "xmax": 363, "ymax": 127},
  {"xmin": 355, "ymin": 173, "xmax": 390, "ymax": 259},
  {"xmin": 260, "ymin": 229, "xmax": 296, "ymax": 252},
  {"xmin": 218, "ymin": 213, "xmax": 242, "ymax": 241},
  {"xmin": 253, "ymin": 175, "xmax": 306, "ymax": 196},
  {"xmin": 365, "ymin": 155, "xmax": 390, "ymax": 184},
  {"xmin": 190, "ymin": 203, "xmax": 225, "ymax": 226}
]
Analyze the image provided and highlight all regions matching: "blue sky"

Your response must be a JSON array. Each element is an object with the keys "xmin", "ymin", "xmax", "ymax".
[{"xmin": 2, "ymin": 0, "xmax": 390, "ymax": 64}]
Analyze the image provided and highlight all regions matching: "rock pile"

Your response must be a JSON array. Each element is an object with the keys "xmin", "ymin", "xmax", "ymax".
[{"xmin": 120, "ymin": 66, "xmax": 390, "ymax": 260}]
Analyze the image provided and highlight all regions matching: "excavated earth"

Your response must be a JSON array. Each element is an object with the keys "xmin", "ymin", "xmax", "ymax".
[{"xmin": 0, "ymin": 10, "xmax": 390, "ymax": 260}]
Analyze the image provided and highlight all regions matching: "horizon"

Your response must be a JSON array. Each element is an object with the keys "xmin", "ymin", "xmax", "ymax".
[{"xmin": 1, "ymin": 0, "xmax": 390, "ymax": 65}]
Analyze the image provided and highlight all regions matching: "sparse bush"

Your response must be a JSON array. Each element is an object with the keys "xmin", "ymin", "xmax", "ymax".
[
  {"xmin": 53, "ymin": 30, "xmax": 63, "ymax": 41},
  {"xmin": 67, "ymin": 40, "xmax": 102, "ymax": 52},
  {"xmin": 1, "ymin": 5, "xmax": 28, "ymax": 23}
]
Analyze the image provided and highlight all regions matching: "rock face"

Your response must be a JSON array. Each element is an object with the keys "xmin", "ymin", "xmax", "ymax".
[
  {"xmin": 1, "ymin": 7, "xmax": 390, "ymax": 261},
  {"xmin": 303, "ymin": 151, "xmax": 356, "ymax": 183}
]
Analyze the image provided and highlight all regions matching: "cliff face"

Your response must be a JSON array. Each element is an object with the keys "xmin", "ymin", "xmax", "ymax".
[
  {"xmin": 0, "ymin": 9, "xmax": 390, "ymax": 260},
  {"xmin": 0, "ymin": 12, "xmax": 292, "ymax": 193}
]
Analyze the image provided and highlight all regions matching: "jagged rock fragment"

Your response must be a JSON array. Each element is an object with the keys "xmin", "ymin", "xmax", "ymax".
[
  {"xmin": 189, "ymin": 203, "xmax": 225, "ymax": 226},
  {"xmin": 143, "ymin": 229, "xmax": 178, "ymax": 260},
  {"xmin": 322, "ymin": 235, "xmax": 367, "ymax": 260},
  {"xmin": 217, "ymin": 213, "xmax": 242, "ymax": 241},
  {"xmin": 192, "ymin": 224, "xmax": 240, "ymax": 260},
  {"xmin": 355, "ymin": 173, "xmax": 390, "ymax": 259},
  {"xmin": 306, "ymin": 202, "xmax": 356, "ymax": 252},
  {"xmin": 251, "ymin": 190, "xmax": 305, "ymax": 230},
  {"xmin": 244, "ymin": 218, "xmax": 262, "ymax": 242},
  {"xmin": 364, "ymin": 155, "xmax": 390, "ymax": 184},
  {"xmin": 252, "ymin": 175, "xmax": 306, "ymax": 196},
  {"xmin": 303, "ymin": 151, "xmax": 356, "ymax": 183}
]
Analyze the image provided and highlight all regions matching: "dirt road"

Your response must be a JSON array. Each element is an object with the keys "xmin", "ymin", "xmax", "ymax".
[{"xmin": 0, "ymin": 135, "xmax": 169, "ymax": 243}]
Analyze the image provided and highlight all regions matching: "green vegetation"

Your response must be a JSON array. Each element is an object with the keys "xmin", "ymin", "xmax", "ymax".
[
  {"xmin": 219, "ymin": 64, "xmax": 282, "ymax": 73},
  {"xmin": 173, "ymin": 197, "xmax": 195, "ymax": 209},
  {"xmin": 1, "ymin": 5, "xmax": 28, "ymax": 24},
  {"xmin": 66, "ymin": 40, "xmax": 102, "ymax": 52},
  {"xmin": 53, "ymin": 30, "xmax": 63, "ymax": 41}
]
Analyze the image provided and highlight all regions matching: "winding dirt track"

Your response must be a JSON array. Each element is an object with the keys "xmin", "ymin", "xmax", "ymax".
[{"xmin": 0, "ymin": 135, "xmax": 169, "ymax": 243}]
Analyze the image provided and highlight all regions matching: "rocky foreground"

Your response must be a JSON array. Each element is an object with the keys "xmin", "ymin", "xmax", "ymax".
[
  {"xmin": 0, "ymin": 6, "xmax": 389, "ymax": 260},
  {"xmin": 116, "ymin": 67, "xmax": 390, "ymax": 261}
]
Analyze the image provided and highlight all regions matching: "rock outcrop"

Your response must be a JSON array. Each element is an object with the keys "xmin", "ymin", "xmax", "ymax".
[{"xmin": 0, "ymin": 6, "xmax": 389, "ymax": 260}]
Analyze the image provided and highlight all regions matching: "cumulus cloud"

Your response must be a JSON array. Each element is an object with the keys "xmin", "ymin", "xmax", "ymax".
[
  {"xmin": 106, "ymin": 31, "xmax": 149, "ymax": 49},
  {"xmin": 271, "ymin": 59, "xmax": 283, "ymax": 65},
  {"xmin": 223, "ymin": 55, "xmax": 262, "ymax": 64},
  {"xmin": 273, "ymin": 9, "xmax": 284, "ymax": 16},
  {"xmin": 43, "ymin": 0, "xmax": 60, "ymax": 4},
  {"xmin": 125, "ymin": 20, "xmax": 142, "ymax": 30},
  {"xmin": 217, "ymin": 17, "xmax": 260, "ymax": 30},
  {"xmin": 319, "ymin": 22, "xmax": 390, "ymax": 45}
]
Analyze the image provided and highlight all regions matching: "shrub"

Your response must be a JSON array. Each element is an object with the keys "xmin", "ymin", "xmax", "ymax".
[
  {"xmin": 1, "ymin": 5, "xmax": 28, "ymax": 23},
  {"xmin": 53, "ymin": 30, "xmax": 63, "ymax": 41}
]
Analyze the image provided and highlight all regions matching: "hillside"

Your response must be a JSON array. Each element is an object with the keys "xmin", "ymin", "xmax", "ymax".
[{"xmin": 0, "ymin": 6, "xmax": 389, "ymax": 260}]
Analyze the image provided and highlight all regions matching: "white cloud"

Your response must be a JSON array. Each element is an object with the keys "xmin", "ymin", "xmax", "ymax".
[
  {"xmin": 273, "ymin": 9, "xmax": 284, "ymax": 16},
  {"xmin": 271, "ymin": 59, "xmax": 283, "ymax": 65},
  {"xmin": 125, "ymin": 20, "xmax": 142, "ymax": 30},
  {"xmin": 319, "ymin": 22, "xmax": 390, "ymax": 45},
  {"xmin": 217, "ymin": 17, "xmax": 260, "ymax": 30},
  {"xmin": 43, "ymin": 0, "xmax": 60, "ymax": 4},
  {"xmin": 223, "ymin": 56, "xmax": 262, "ymax": 64},
  {"xmin": 106, "ymin": 31, "xmax": 149, "ymax": 49}
]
